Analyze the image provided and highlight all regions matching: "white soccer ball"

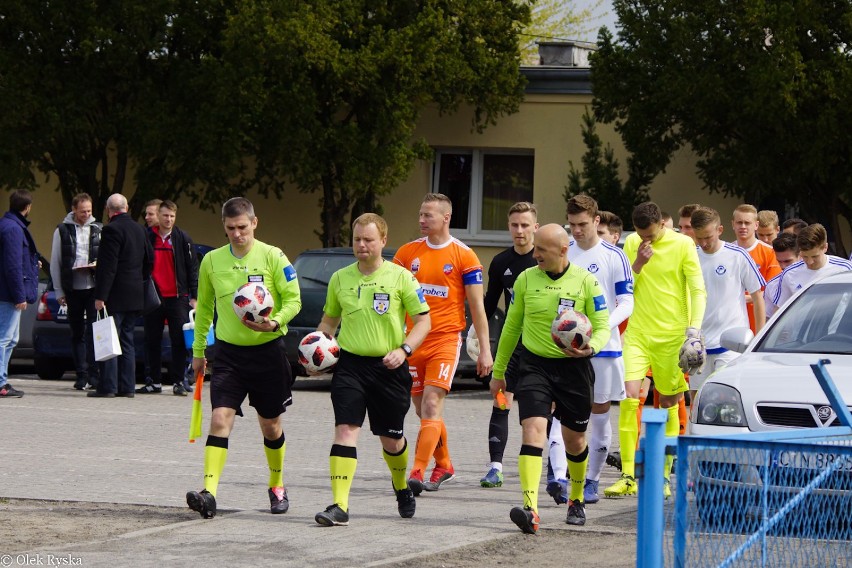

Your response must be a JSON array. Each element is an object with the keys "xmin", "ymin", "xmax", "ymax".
[
  {"xmin": 298, "ymin": 331, "xmax": 340, "ymax": 374},
  {"xmin": 551, "ymin": 309, "xmax": 593, "ymax": 350},
  {"xmin": 232, "ymin": 282, "xmax": 275, "ymax": 323}
]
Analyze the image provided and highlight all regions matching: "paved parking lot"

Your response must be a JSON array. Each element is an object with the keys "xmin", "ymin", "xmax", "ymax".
[{"xmin": 0, "ymin": 375, "xmax": 639, "ymax": 567}]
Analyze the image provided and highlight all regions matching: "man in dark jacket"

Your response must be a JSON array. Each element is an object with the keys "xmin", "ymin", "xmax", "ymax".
[
  {"xmin": 0, "ymin": 189, "xmax": 39, "ymax": 398},
  {"xmin": 49, "ymin": 193, "xmax": 102, "ymax": 391},
  {"xmin": 138, "ymin": 199, "xmax": 199, "ymax": 396},
  {"xmin": 91, "ymin": 194, "xmax": 153, "ymax": 398}
]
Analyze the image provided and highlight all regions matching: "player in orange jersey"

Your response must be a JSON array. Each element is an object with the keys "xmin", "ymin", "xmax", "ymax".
[
  {"xmin": 393, "ymin": 193, "xmax": 493, "ymax": 494},
  {"xmin": 732, "ymin": 204, "xmax": 780, "ymax": 333}
]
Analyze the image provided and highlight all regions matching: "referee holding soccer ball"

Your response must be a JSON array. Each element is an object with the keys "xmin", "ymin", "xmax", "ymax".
[
  {"xmin": 491, "ymin": 224, "xmax": 610, "ymax": 534},
  {"xmin": 313, "ymin": 213, "xmax": 431, "ymax": 527},
  {"xmin": 185, "ymin": 197, "xmax": 301, "ymax": 519}
]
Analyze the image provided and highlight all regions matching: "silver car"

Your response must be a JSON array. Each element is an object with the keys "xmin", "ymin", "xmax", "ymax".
[{"xmin": 690, "ymin": 270, "xmax": 852, "ymax": 435}]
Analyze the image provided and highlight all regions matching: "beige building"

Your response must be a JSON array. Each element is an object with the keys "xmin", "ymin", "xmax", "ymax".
[{"xmin": 25, "ymin": 43, "xmax": 763, "ymax": 271}]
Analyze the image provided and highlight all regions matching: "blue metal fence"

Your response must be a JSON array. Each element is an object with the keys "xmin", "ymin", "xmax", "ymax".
[{"xmin": 637, "ymin": 360, "xmax": 852, "ymax": 568}]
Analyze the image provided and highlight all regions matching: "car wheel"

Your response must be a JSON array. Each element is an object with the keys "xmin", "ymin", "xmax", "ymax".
[{"xmin": 34, "ymin": 357, "xmax": 68, "ymax": 381}]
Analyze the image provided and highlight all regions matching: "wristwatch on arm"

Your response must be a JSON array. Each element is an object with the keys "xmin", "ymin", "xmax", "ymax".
[{"xmin": 401, "ymin": 343, "xmax": 413, "ymax": 357}]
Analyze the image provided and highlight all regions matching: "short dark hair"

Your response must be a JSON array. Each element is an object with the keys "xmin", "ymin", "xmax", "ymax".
[
  {"xmin": 566, "ymin": 194, "xmax": 599, "ymax": 218},
  {"xmin": 9, "ymin": 189, "xmax": 32, "ymax": 213},
  {"xmin": 772, "ymin": 232, "xmax": 799, "ymax": 254},
  {"xmin": 678, "ymin": 203, "xmax": 701, "ymax": 219},
  {"xmin": 71, "ymin": 193, "xmax": 92, "ymax": 208},
  {"xmin": 159, "ymin": 200, "xmax": 178, "ymax": 213},
  {"xmin": 222, "ymin": 197, "xmax": 255, "ymax": 220},
  {"xmin": 797, "ymin": 223, "xmax": 827, "ymax": 251},
  {"xmin": 632, "ymin": 202, "xmax": 662, "ymax": 229},
  {"xmin": 690, "ymin": 207, "xmax": 721, "ymax": 230},
  {"xmin": 600, "ymin": 211, "xmax": 623, "ymax": 235},
  {"xmin": 781, "ymin": 218, "xmax": 808, "ymax": 233},
  {"xmin": 507, "ymin": 201, "xmax": 537, "ymax": 219}
]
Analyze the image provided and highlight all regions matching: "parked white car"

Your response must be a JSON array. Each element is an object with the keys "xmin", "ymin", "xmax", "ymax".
[{"xmin": 690, "ymin": 271, "xmax": 852, "ymax": 436}]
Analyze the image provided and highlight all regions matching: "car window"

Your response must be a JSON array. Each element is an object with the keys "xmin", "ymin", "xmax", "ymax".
[
  {"xmin": 293, "ymin": 256, "xmax": 353, "ymax": 288},
  {"xmin": 757, "ymin": 283, "xmax": 852, "ymax": 355}
]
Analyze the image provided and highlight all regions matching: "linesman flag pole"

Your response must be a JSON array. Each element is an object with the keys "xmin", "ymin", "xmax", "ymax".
[{"xmin": 189, "ymin": 370, "xmax": 204, "ymax": 443}]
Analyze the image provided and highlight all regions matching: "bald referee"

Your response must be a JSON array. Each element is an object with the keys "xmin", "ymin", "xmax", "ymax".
[
  {"xmin": 314, "ymin": 213, "xmax": 431, "ymax": 527},
  {"xmin": 185, "ymin": 197, "xmax": 301, "ymax": 519}
]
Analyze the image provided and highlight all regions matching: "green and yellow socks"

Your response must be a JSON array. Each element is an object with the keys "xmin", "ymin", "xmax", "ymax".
[
  {"xmin": 203, "ymin": 435, "xmax": 229, "ymax": 497},
  {"xmin": 263, "ymin": 433, "xmax": 286, "ymax": 488}
]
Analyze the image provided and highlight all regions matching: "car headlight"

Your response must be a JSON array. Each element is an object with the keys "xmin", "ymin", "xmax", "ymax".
[{"xmin": 694, "ymin": 383, "xmax": 747, "ymax": 427}]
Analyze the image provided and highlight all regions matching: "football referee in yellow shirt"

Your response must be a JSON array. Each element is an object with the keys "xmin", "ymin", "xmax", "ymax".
[
  {"xmin": 492, "ymin": 224, "xmax": 611, "ymax": 534},
  {"xmin": 313, "ymin": 213, "xmax": 431, "ymax": 527}
]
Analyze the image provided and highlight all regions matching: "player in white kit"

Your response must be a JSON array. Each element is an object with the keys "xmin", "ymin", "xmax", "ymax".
[
  {"xmin": 770, "ymin": 223, "xmax": 852, "ymax": 311},
  {"xmin": 689, "ymin": 208, "xmax": 766, "ymax": 402},
  {"xmin": 548, "ymin": 194, "xmax": 634, "ymax": 505}
]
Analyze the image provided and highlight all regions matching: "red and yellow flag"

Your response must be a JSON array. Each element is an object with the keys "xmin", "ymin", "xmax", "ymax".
[{"xmin": 189, "ymin": 370, "xmax": 204, "ymax": 443}]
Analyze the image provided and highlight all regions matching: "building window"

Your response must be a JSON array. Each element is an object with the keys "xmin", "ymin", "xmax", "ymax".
[{"xmin": 433, "ymin": 149, "xmax": 534, "ymax": 244}]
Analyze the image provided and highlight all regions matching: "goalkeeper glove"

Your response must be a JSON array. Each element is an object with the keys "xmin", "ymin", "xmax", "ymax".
[
  {"xmin": 678, "ymin": 327, "xmax": 706, "ymax": 375},
  {"xmin": 466, "ymin": 325, "xmax": 480, "ymax": 360}
]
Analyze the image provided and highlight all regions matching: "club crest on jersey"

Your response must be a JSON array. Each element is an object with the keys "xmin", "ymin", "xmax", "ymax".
[
  {"xmin": 443, "ymin": 263, "xmax": 454, "ymax": 275},
  {"xmin": 556, "ymin": 298, "xmax": 576, "ymax": 315},
  {"xmin": 410, "ymin": 258, "xmax": 420, "ymax": 274},
  {"xmin": 715, "ymin": 265, "xmax": 727, "ymax": 275},
  {"xmin": 373, "ymin": 292, "xmax": 390, "ymax": 315},
  {"xmin": 587, "ymin": 263, "xmax": 600, "ymax": 273}
]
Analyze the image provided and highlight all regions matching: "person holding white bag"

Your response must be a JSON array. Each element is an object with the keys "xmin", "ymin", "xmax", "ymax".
[{"xmin": 90, "ymin": 194, "xmax": 154, "ymax": 398}]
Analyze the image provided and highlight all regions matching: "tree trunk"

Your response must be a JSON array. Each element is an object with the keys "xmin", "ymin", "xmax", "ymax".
[{"xmin": 320, "ymin": 174, "xmax": 350, "ymax": 248}]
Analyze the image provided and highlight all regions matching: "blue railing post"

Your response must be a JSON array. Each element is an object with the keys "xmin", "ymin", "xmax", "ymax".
[{"xmin": 637, "ymin": 408, "xmax": 668, "ymax": 568}]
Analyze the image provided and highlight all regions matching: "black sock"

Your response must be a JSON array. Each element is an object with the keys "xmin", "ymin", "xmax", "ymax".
[{"xmin": 488, "ymin": 407, "xmax": 510, "ymax": 463}]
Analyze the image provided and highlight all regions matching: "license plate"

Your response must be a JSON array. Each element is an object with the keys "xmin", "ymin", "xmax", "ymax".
[{"xmin": 774, "ymin": 450, "xmax": 852, "ymax": 471}]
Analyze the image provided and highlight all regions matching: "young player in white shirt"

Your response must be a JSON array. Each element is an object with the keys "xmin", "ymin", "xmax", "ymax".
[
  {"xmin": 770, "ymin": 223, "xmax": 852, "ymax": 311},
  {"xmin": 764, "ymin": 233, "xmax": 800, "ymax": 318},
  {"xmin": 689, "ymin": 208, "xmax": 765, "ymax": 402},
  {"xmin": 547, "ymin": 195, "xmax": 634, "ymax": 505}
]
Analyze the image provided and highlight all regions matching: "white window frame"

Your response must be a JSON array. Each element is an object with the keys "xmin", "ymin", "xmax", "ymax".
[{"xmin": 431, "ymin": 148, "xmax": 535, "ymax": 247}]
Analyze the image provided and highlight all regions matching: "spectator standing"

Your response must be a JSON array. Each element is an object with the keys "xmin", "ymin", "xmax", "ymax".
[
  {"xmin": 0, "ymin": 189, "xmax": 39, "ymax": 399},
  {"xmin": 49, "ymin": 193, "xmax": 101, "ymax": 391},
  {"xmin": 138, "ymin": 200, "xmax": 199, "ymax": 395},
  {"xmin": 144, "ymin": 199, "xmax": 162, "ymax": 229},
  {"xmin": 91, "ymin": 194, "xmax": 153, "ymax": 398}
]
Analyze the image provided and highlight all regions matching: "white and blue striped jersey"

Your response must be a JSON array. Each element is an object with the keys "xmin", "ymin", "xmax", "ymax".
[
  {"xmin": 772, "ymin": 255, "xmax": 852, "ymax": 311},
  {"xmin": 568, "ymin": 238, "xmax": 633, "ymax": 356},
  {"xmin": 764, "ymin": 273, "xmax": 782, "ymax": 318},
  {"xmin": 697, "ymin": 242, "xmax": 765, "ymax": 351}
]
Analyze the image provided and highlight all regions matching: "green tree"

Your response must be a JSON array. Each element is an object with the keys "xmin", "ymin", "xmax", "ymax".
[
  {"xmin": 565, "ymin": 108, "xmax": 649, "ymax": 229},
  {"xmin": 0, "ymin": 0, "xmax": 242, "ymax": 217},
  {"xmin": 222, "ymin": 0, "xmax": 531, "ymax": 246},
  {"xmin": 591, "ymin": 1, "xmax": 852, "ymax": 256}
]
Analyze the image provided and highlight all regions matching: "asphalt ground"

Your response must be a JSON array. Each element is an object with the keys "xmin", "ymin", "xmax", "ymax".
[{"xmin": 0, "ymin": 374, "xmax": 639, "ymax": 567}]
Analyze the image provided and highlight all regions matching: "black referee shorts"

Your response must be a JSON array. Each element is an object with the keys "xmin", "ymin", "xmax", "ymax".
[
  {"xmin": 330, "ymin": 350, "xmax": 413, "ymax": 439},
  {"xmin": 503, "ymin": 342, "xmax": 526, "ymax": 393},
  {"xmin": 514, "ymin": 349, "xmax": 594, "ymax": 433},
  {"xmin": 210, "ymin": 337, "xmax": 294, "ymax": 419}
]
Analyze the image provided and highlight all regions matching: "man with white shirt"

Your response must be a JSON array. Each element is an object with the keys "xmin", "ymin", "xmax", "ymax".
[
  {"xmin": 764, "ymin": 233, "xmax": 800, "ymax": 318},
  {"xmin": 50, "ymin": 193, "xmax": 102, "ymax": 391},
  {"xmin": 547, "ymin": 194, "xmax": 633, "ymax": 505},
  {"xmin": 689, "ymin": 207, "xmax": 765, "ymax": 401},
  {"xmin": 770, "ymin": 224, "xmax": 852, "ymax": 311}
]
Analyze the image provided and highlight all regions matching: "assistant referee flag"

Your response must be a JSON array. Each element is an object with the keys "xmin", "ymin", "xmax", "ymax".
[{"xmin": 189, "ymin": 370, "xmax": 204, "ymax": 443}]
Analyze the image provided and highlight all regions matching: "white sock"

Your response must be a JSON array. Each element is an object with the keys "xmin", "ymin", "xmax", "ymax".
[
  {"xmin": 489, "ymin": 461, "xmax": 503, "ymax": 472},
  {"xmin": 587, "ymin": 412, "xmax": 612, "ymax": 482},
  {"xmin": 548, "ymin": 416, "xmax": 568, "ymax": 481}
]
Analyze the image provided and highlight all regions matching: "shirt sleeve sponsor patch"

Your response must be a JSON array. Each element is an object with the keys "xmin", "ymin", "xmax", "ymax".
[
  {"xmin": 615, "ymin": 280, "xmax": 633, "ymax": 295},
  {"xmin": 593, "ymin": 295, "xmax": 608, "ymax": 311},
  {"xmin": 283, "ymin": 265, "xmax": 297, "ymax": 282},
  {"xmin": 416, "ymin": 288, "xmax": 426, "ymax": 303},
  {"xmin": 462, "ymin": 268, "xmax": 483, "ymax": 285}
]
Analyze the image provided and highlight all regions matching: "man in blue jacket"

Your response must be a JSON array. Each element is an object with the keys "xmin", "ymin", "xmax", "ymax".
[{"xmin": 0, "ymin": 189, "xmax": 39, "ymax": 398}]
